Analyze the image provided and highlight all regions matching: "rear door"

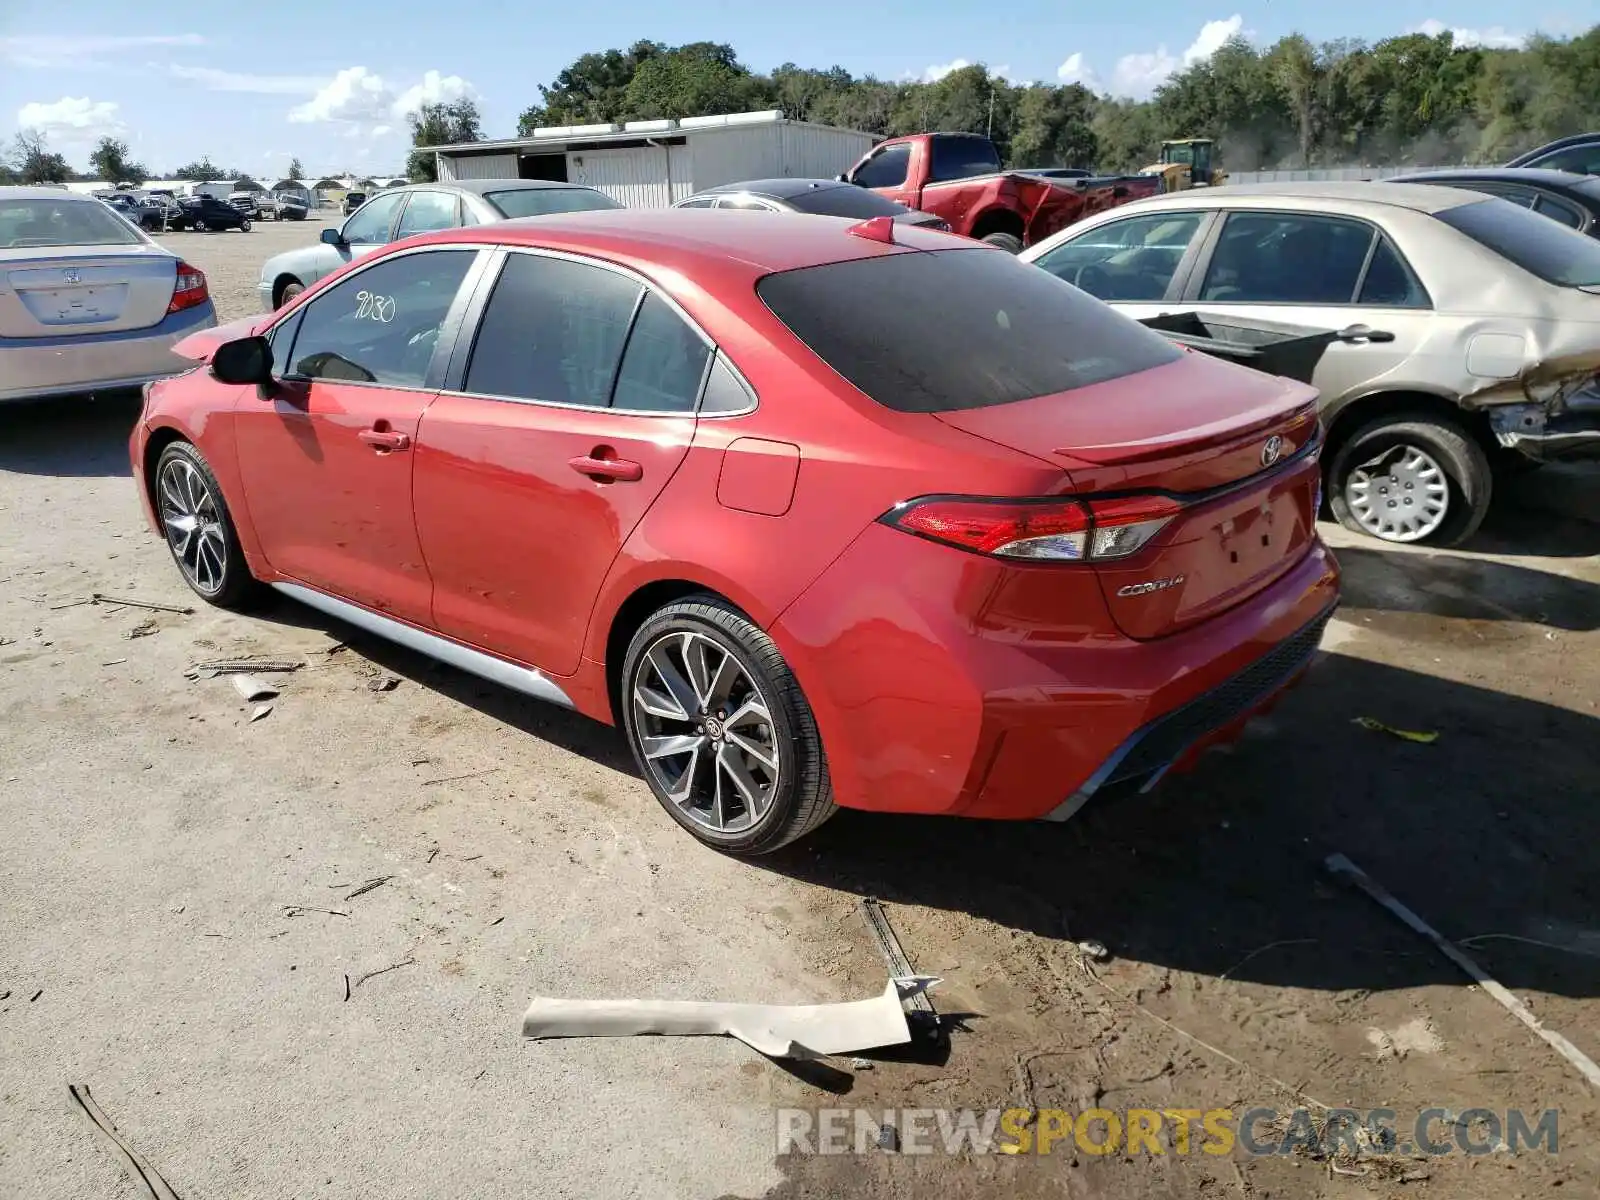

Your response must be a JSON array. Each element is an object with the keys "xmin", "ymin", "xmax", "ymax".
[
  {"xmin": 1171, "ymin": 209, "xmax": 1433, "ymax": 404},
  {"xmin": 232, "ymin": 245, "xmax": 484, "ymax": 623},
  {"xmin": 414, "ymin": 249, "xmax": 711, "ymax": 675}
]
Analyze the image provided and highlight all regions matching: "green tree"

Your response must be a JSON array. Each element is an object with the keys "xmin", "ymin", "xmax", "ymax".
[
  {"xmin": 174, "ymin": 157, "xmax": 224, "ymax": 181},
  {"xmin": 288, "ymin": 157, "xmax": 305, "ymax": 180},
  {"xmin": 622, "ymin": 43, "xmax": 770, "ymax": 120},
  {"xmin": 407, "ymin": 97, "xmax": 482, "ymax": 181},
  {"xmin": 1010, "ymin": 84, "xmax": 1098, "ymax": 168},
  {"xmin": 14, "ymin": 130, "xmax": 71, "ymax": 183},
  {"xmin": 88, "ymin": 136, "xmax": 147, "ymax": 185}
]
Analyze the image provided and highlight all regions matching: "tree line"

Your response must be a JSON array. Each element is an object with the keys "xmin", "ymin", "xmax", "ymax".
[
  {"xmin": 493, "ymin": 26, "xmax": 1599, "ymax": 172},
  {"xmin": 0, "ymin": 134, "xmax": 311, "ymax": 186}
]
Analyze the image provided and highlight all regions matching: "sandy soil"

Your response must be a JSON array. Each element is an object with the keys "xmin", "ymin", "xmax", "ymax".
[{"xmin": 1, "ymin": 225, "xmax": 1597, "ymax": 1198}]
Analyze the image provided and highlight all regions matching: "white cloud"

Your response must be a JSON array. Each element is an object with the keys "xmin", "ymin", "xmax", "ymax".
[
  {"xmin": 289, "ymin": 66, "xmax": 476, "ymax": 130},
  {"xmin": 170, "ymin": 65, "xmax": 323, "ymax": 94},
  {"xmin": 15, "ymin": 96, "xmax": 124, "ymax": 140},
  {"xmin": 1060, "ymin": 14, "xmax": 1246, "ymax": 99},
  {"xmin": 923, "ymin": 58, "xmax": 971, "ymax": 82},
  {"xmin": 0, "ymin": 33, "xmax": 203, "ymax": 68},
  {"xmin": 369, "ymin": 124, "xmax": 394, "ymax": 139},
  {"xmin": 1411, "ymin": 18, "xmax": 1526, "ymax": 49},
  {"xmin": 390, "ymin": 70, "xmax": 473, "ymax": 118}
]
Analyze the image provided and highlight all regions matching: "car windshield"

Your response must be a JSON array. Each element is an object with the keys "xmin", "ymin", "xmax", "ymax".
[
  {"xmin": 1436, "ymin": 196, "xmax": 1600, "ymax": 287},
  {"xmin": 785, "ymin": 186, "xmax": 910, "ymax": 219},
  {"xmin": 0, "ymin": 198, "xmax": 142, "ymax": 249},
  {"xmin": 484, "ymin": 187, "xmax": 623, "ymax": 218},
  {"xmin": 757, "ymin": 247, "xmax": 1181, "ymax": 413}
]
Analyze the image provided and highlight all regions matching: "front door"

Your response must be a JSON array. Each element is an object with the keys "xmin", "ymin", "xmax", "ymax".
[
  {"xmin": 233, "ymin": 246, "xmax": 481, "ymax": 623},
  {"xmin": 414, "ymin": 250, "xmax": 713, "ymax": 676}
]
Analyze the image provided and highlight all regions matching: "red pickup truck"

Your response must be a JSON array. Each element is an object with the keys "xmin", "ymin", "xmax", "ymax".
[{"xmin": 839, "ymin": 131, "xmax": 1161, "ymax": 252}]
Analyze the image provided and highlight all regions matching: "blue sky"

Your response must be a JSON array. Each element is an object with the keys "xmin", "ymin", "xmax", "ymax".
[{"xmin": 0, "ymin": 1, "xmax": 1589, "ymax": 179}]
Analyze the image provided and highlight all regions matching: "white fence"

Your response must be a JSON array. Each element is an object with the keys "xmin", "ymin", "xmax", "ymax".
[{"xmin": 1227, "ymin": 164, "xmax": 1496, "ymax": 183}]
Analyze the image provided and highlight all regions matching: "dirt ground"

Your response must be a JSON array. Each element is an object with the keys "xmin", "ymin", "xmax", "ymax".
[{"xmin": 1, "ymin": 223, "xmax": 1597, "ymax": 1199}]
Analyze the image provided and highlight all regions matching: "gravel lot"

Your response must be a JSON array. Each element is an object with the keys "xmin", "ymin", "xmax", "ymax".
[{"xmin": 2, "ymin": 223, "xmax": 1598, "ymax": 1198}]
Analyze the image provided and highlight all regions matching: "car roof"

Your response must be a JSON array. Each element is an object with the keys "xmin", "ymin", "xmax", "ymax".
[
  {"xmin": 1387, "ymin": 167, "xmax": 1600, "ymax": 195},
  {"xmin": 403, "ymin": 207, "xmax": 970, "ymax": 278},
  {"xmin": 1507, "ymin": 132, "xmax": 1600, "ymax": 164},
  {"xmin": 0, "ymin": 185, "xmax": 100, "ymax": 202},
  {"xmin": 415, "ymin": 179, "xmax": 602, "ymax": 196},
  {"xmin": 1109, "ymin": 180, "xmax": 1486, "ymax": 215},
  {"xmin": 695, "ymin": 178, "xmax": 850, "ymax": 200}
]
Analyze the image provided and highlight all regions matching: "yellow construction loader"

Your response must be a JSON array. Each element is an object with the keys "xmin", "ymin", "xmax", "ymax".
[{"xmin": 1141, "ymin": 139, "xmax": 1227, "ymax": 192}]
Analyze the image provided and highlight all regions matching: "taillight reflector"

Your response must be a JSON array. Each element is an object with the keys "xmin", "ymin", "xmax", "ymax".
[
  {"xmin": 168, "ymin": 261, "xmax": 208, "ymax": 314},
  {"xmin": 882, "ymin": 494, "xmax": 1181, "ymax": 562}
]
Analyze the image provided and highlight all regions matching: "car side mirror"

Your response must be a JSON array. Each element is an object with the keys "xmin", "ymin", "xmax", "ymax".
[
  {"xmin": 211, "ymin": 336, "xmax": 275, "ymax": 387},
  {"xmin": 835, "ymin": 172, "xmax": 850, "ymax": 184},
  {"xmin": 321, "ymin": 227, "xmax": 344, "ymax": 245}
]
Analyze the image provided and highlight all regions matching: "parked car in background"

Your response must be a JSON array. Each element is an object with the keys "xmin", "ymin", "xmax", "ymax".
[
  {"xmin": 1020, "ymin": 182, "xmax": 1600, "ymax": 545},
  {"xmin": 342, "ymin": 191, "xmax": 367, "ymax": 215},
  {"xmin": 257, "ymin": 179, "xmax": 623, "ymax": 309},
  {"xmin": 174, "ymin": 196, "xmax": 252, "ymax": 233},
  {"xmin": 0, "ymin": 186, "xmax": 216, "ymax": 402},
  {"xmin": 257, "ymin": 192, "xmax": 310, "ymax": 221},
  {"xmin": 134, "ymin": 208, "xmax": 1338, "ymax": 853},
  {"xmin": 227, "ymin": 191, "xmax": 260, "ymax": 219},
  {"xmin": 134, "ymin": 195, "xmax": 184, "ymax": 231},
  {"xmin": 1505, "ymin": 133, "xmax": 1600, "ymax": 175},
  {"xmin": 1387, "ymin": 168, "xmax": 1600, "ymax": 238},
  {"xmin": 672, "ymin": 178, "xmax": 949, "ymax": 229},
  {"xmin": 838, "ymin": 131, "xmax": 1161, "ymax": 252}
]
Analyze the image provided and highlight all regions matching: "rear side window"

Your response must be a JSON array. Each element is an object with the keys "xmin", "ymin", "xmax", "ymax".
[
  {"xmin": 928, "ymin": 136, "xmax": 1001, "ymax": 184},
  {"xmin": 482, "ymin": 187, "xmax": 622, "ymax": 219},
  {"xmin": 1436, "ymin": 197, "xmax": 1600, "ymax": 287},
  {"xmin": 787, "ymin": 185, "xmax": 909, "ymax": 219},
  {"xmin": 611, "ymin": 293, "xmax": 711, "ymax": 412},
  {"xmin": 1357, "ymin": 237, "xmax": 1430, "ymax": 307},
  {"xmin": 757, "ymin": 248, "xmax": 1181, "ymax": 413},
  {"xmin": 1533, "ymin": 194, "xmax": 1585, "ymax": 229}
]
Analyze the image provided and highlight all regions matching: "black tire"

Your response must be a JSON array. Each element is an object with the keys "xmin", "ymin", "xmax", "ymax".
[
  {"xmin": 980, "ymin": 230, "xmax": 1024, "ymax": 254},
  {"xmin": 240, "ymin": 219, "xmax": 252, "ymax": 232},
  {"xmin": 192, "ymin": 218, "xmax": 209, "ymax": 233},
  {"xmin": 278, "ymin": 280, "xmax": 305, "ymax": 307},
  {"xmin": 1327, "ymin": 412, "xmax": 1492, "ymax": 546},
  {"xmin": 620, "ymin": 595, "xmax": 836, "ymax": 855},
  {"xmin": 152, "ymin": 442, "xmax": 263, "ymax": 610}
]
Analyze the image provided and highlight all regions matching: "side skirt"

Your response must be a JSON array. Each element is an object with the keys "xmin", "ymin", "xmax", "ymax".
[{"xmin": 271, "ymin": 582, "xmax": 574, "ymax": 709}]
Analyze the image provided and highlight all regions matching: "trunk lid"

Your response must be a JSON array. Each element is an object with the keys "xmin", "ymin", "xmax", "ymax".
[
  {"xmin": 0, "ymin": 245, "xmax": 178, "ymax": 338},
  {"xmin": 935, "ymin": 351, "xmax": 1323, "ymax": 640}
]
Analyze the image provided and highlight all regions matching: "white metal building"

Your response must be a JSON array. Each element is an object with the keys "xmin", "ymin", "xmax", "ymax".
[{"xmin": 426, "ymin": 110, "xmax": 879, "ymax": 208}]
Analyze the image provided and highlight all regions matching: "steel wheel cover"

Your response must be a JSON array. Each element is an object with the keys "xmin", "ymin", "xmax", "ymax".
[
  {"xmin": 630, "ymin": 630, "xmax": 781, "ymax": 834},
  {"xmin": 1345, "ymin": 444, "xmax": 1450, "ymax": 542},
  {"xmin": 158, "ymin": 458, "xmax": 227, "ymax": 595}
]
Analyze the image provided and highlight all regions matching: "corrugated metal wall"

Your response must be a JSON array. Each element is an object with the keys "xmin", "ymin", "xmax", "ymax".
[
  {"xmin": 780, "ymin": 124, "xmax": 876, "ymax": 179},
  {"xmin": 1228, "ymin": 163, "xmax": 1492, "ymax": 183},
  {"xmin": 686, "ymin": 123, "xmax": 874, "ymax": 191},
  {"xmin": 441, "ymin": 153, "xmax": 519, "ymax": 180},
  {"xmin": 567, "ymin": 146, "xmax": 674, "ymax": 207}
]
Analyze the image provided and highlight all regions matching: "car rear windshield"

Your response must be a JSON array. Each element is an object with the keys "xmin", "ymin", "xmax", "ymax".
[
  {"xmin": 485, "ymin": 187, "xmax": 624, "ymax": 219},
  {"xmin": 1436, "ymin": 197, "xmax": 1600, "ymax": 287},
  {"xmin": 787, "ymin": 185, "xmax": 910, "ymax": 219},
  {"xmin": 0, "ymin": 198, "xmax": 142, "ymax": 249},
  {"xmin": 756, "ymin": 247, "xmax": 1182, "ymax": 413}
]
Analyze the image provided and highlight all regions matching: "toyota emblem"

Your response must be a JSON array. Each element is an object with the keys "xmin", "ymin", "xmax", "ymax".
[
  {"xmin": 1261, "ymin": 435, "xmax": 1284, "ymax": 467},
  {"xmin": 62, "ymin": 268, "xmax": 80, "ymax": 285}
]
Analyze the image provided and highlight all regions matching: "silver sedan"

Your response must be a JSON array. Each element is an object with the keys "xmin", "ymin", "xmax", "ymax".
[
  {"xmin": 0, "ymin": 186, "xmax": 218, "ymax": 403},
  {"xmin": 1021, "ymin": 181, "xmax": 1600, "ymax": 545},
  {"xmin": 256, "ymin": 179, "xmax": 623, "ymax": 310}
]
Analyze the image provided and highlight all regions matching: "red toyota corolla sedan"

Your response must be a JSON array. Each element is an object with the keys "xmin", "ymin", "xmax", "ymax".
[{"xmin": 130, "ymin": 209, "xmax": 1339, "ymax": 854}]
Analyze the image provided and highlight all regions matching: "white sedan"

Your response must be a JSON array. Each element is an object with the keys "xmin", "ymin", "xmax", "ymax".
[{"xmin": 0, "ymin": 186, "xmax": 217, "ymax": 402}]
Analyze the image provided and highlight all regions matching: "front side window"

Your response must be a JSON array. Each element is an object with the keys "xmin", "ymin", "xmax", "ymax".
[
  {"xmin": 757, "ymin": 246, "xmax": 1181, "ymax": 414},
  {"xmin": 1033, "ymin": 211, "xmax": 1205, "ymax": 302},
  {"xmin": 611, "ymin": 293, "xmax": 711, "ymax": 412},
  {"xmin": 852, "ymin": 143, "xmax": 911, "ymax": 190},
  {"xmin": 394, "ymin": 190, "xmax": 459, "ymax": 238},
  {"xmin": 463, "ymin": 254, "xmax": 642, "ymax": 406},
  {"xmin": 285, "ymin": 249, "xmax": 476, "ymax": 387},
  {"xmin": 0, "ymin": 199, "xmax": 141, "ymax": 248},
  {"xmin": 1200, "ymin": 212, "xmax": 1376, "ymax": 304},
  {"xmin": 341, "ymin": 192, "xmax": 405, "ymax": 245},
  {"xmin": 483, "ymin": 187, "xmax": 622, "ymax": 219},
  {"xmin": 1530, "ymin": 144, "xmax": 1600, "ymax": 176},
  {"xmin": 1436, "ymin": 196, "xmax": 1600, "ymax": 286},
  {"xmin": 675, "ymin": 197, "xmax": 716, "ymax": 209}
]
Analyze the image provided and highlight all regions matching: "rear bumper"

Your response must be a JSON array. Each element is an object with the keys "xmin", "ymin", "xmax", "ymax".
[
  {"xmin": 771, "ymin": 522, "xmax": 1340, "ymax": 820},
  {"xmin": 0, "ymin": 302, "xmax": 216, "ymax": 402},
  {"xmin": 1490, "ymin": 407, "xmax": 1600, "ymax": 463}
]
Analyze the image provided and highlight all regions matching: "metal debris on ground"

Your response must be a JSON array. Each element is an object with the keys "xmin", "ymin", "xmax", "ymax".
[
  {"xmin": 283, "ymin": 904, "xmax": 351, "ymax": 918},
  {"xmin": 189, "ymin": 658, "xmax": 305, "ymax": 678},
  {"xmin": 48, "ymin": 598, "xmax": 94, "ymax": 611},
  {"xmin": 101, "ymin": 658, "xmax": 128, "ymax": 666},
  {"xmin": 1352, "ymin": 716, "xmax": 1438, "ymax": 744},
  {"xmin": 354, "ymin": 958, "xmax": 417, "ymax": 988},
  {"xmin": 126, "ymin": 619, "xmax": 159, "ymax": 640},
  {"xmin": 367, "ymin": 674, "xmax": 401, "ymax": 693},
  {"xmin": 343, "ymin": 875, "xmax": 394, "ymax": 902},
  {"xmin": 68, "ymin": 1084, "xmax": 182, "ymax": 1200},
  {"xmin": 860, "ymin": 897, "xmax": 946, "ymax": 1049},
  {"xmin": 232, "ymin": 674, "xmax": 280, "ymax": 702},
  {"xmin": 248, "ymin": 703, "xmax": 274, "ymax": 723},
  {"xmin": 1077, "ymin": 939, "xmax": 1110, "ymax": 961},
  {"xmin": 521, "ymin": 976, "xmax": 941, "ymax": 1059},
  {"xmin": 1326, "ymin": 852, "xmax": 1600, "ymax": 1093},
  {"xmin": 421, "ymin": 769, "xmax": 497, "ymax": 787},
  {"xmin": 92, "ymin": 593, "xmax": 194, "ymax": 615}
]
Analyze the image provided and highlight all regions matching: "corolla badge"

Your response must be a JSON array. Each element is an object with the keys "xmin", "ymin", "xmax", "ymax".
[
  {"xmin": 1261, "ymin": 434, "xmax": 1284, "ymax": 467},
  {"xmin": 62, "ymin": 268, "xmax": 80, "ymax": 285},
  {"xmin": 1117, "ymin": 575, "xmax": 1185, "ymax": 598}
]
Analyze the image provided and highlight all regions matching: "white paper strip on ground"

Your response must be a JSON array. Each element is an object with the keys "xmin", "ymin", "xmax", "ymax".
[{"xmin": 521, "ymin": 976, "xmax": 941, "ymax": 1058}]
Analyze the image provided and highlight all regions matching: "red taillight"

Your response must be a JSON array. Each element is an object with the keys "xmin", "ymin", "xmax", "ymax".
[
  {"xmin": 168, "ymin": 261, "xmax": 208, "ymax": 314},
  {"xmin": 882, "ymin": 494, "xmax": 1181, "ymax": 562}
]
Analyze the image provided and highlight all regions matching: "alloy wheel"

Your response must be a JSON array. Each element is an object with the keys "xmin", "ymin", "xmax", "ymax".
[
  {"xmin": 158, "ymin": 457, "xmax": 228, "ymax": 595},
  {"xmin": 1344, "ymin": 443, "xmax": 1450, "ymax": 542},
  {"xmin": 630, "ymin": 630, "xmax": 781, "ymax": 835}
]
